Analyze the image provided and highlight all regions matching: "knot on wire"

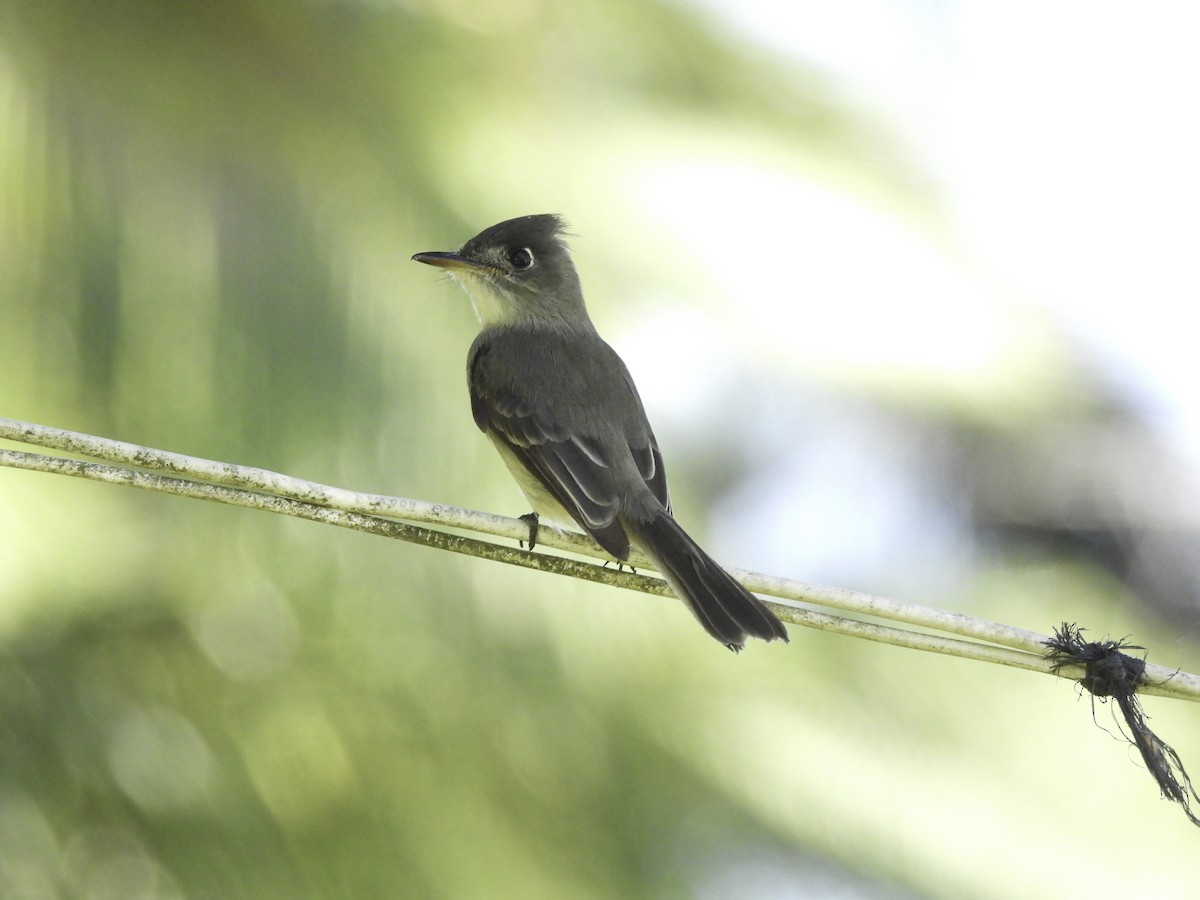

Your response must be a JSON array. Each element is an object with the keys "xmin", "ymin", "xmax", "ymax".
[
  {"xmin": 1045, "ymin": 622, "xmax": 1199, "ymax": 829},
  {"xmin": 1045, "ymin": 622, "xmax": 1146, "ymax": 697}
]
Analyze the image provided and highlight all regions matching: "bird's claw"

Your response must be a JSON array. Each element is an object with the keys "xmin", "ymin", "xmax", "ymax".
[{"xmin": 518, "ymin": 512, "xmax": 539, "ymax": 551}]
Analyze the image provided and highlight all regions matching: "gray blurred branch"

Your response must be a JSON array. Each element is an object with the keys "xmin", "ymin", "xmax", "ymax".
[{"xmin": 2, "ymin": 417, "xmax": 1197, "ymax": 702}]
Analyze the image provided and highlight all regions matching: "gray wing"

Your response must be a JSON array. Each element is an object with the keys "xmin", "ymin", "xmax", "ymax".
[
  {"xmin": 468, "ymin": 335, "xmax": 670, "ymax": 559},
  {"xmin": 619, "ymin": 367, "xmax": 671, "ymax": 515}
]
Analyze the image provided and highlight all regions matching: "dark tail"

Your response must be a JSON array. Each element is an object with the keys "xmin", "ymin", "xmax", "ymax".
[{"xmin": 628, "ymin": 511, "xmax": 788, "ymax": 650}]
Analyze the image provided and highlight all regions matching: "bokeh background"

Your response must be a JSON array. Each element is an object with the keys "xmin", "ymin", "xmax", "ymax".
[{"xmin": 2, "ymin": 1, "xmax": 1199, "ymax": 897}]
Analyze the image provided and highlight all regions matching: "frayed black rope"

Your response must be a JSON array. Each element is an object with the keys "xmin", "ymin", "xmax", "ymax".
[{"xmin": 1045, "ymin": 622, "xmax": 1200, "ymax": 829}]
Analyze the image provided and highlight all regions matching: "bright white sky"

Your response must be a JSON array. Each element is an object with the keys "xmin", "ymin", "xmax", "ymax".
[{"xmin": 663, "ymin": 0, "xmax": 1200, "ymax": 454}]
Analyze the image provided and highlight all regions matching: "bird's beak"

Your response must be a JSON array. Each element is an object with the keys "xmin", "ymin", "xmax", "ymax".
[{"xmin": 411, "ymin": 251, "xmax": 487, "ymax": 272}]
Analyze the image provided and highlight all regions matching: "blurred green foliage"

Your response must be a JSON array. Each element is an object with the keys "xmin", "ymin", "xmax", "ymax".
[{"xmin": 2, "ymin": 1, "xmax": 1198, "ymax": 898}]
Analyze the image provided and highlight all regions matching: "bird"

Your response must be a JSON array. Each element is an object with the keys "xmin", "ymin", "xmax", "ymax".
[{"xmin": 412, "ymin": 214, "xmax": 787, "ymax": 650}]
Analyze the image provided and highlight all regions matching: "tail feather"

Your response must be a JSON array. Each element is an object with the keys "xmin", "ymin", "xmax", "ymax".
[{"xmin": 629, "ymin": 512, "xmax": 788, "ymax": 650}]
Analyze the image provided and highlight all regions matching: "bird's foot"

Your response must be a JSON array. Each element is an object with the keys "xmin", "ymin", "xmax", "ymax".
[{"xmin": 518, "ymin": 512, "xmax": 539, "ymax": 551}]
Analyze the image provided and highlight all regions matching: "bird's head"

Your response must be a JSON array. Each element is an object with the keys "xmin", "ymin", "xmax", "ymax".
[{"xmin": 412, "ymin": 214, "xmax": 588, "ymax": 328}]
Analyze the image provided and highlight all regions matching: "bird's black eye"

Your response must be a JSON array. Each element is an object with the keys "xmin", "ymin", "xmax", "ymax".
[{"xmin": 508, "ymin": 247, "xmax": 534, "ymax": 270}]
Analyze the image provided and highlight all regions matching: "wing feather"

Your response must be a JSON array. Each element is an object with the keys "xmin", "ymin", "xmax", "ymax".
[{"xmin": 468, "ymin": 331, "xmax": 668, "ymax": 559}]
